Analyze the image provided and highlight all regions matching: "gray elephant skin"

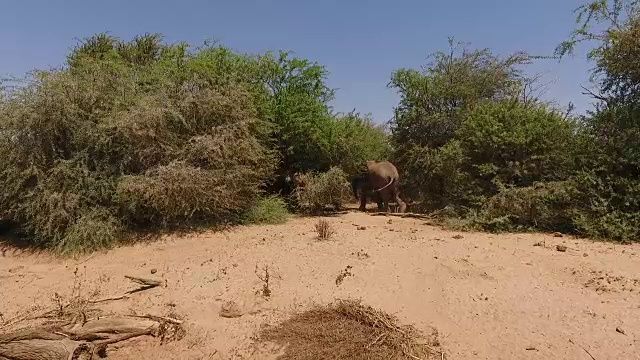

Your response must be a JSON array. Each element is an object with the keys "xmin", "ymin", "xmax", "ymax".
[
  {"xmin": 352, "ymin": 160, "xmax": 407, "ymax": 213},
  {"xmin": 351, "ymin": 173, "xmax": 383, "ymax": 210}
]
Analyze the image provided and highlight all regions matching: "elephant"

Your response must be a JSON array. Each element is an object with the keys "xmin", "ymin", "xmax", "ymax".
[
  {"xmin": 351, "ymin": 173, "xmax": 384, "ymax": 210},
  {"xmin": 266, "ymin": 169, "xmax": 296, "ymax": 197},
  {"xmin": 354, "ymin": 160, "xmax": 407, "ymax": 213}
]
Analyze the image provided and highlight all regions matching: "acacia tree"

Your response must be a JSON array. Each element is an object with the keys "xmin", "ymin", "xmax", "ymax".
[
  {"xmin": 554, "ymin": 0, "xmax": 640, "ymax": 241},
  {"xmin": 389, "ymin": 38, "xmax": 530, "ymax": 150},
  {"xmin": 387, "ymin": 39, "xmax": 548, "ymax": 208}
]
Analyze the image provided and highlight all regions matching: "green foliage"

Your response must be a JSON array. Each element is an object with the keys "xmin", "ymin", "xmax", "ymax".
[
  {"xmin": 389, "ymin": 38, "xmax": 531, "ymax": 150},
  {"xmin": 389, "ymin": 40, "xmax": 577, "ymax": 210},
  {"xmin": 252, "ymin": 51, "xmax": 336, "ymax": 173},
  {"xmin": 327, "ymin": 112, "xmax": 391, "ymax": 176},
  {"xmin": 550, "ymin": 0, "xmax": 640, "ymax": 242},
  {"xmin": 404, "ymin": 100, "xmax": 578, "ymax": 210},
  {"xmin": 242, "ymin": 195, "xmax": 290, "ymax": 225},
  {"xmin": 293, "ymin": 167, "xmax": 352, "ymax": 212},
  {"xmin": 473, "ymin": 181, "xmax": 578, "ymax": 233},
  {"xmin": 0, "ymin": 32, "xmax": 392, "ymax": 252},
  {"xmin": 0, "ymin": 33, "xmax": 280, "ymax": 252},
  {"xmin": 5, "ymin": 0, "xmax": 640, "ymax": 251},
  {"xmin": 455, "ymin": 101, "xmax": 579, "ymax": 204},
  {"xmin": 388, "ymin": 30, "xmax": 640, "ymax": 242}
]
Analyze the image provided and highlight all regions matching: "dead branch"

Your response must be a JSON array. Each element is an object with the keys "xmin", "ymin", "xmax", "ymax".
[
  {"xmin": 131, "ymin": 314, "xmax": 184, "ymax": 325},
  {"xmin": 94, "ymin": 329, "xmax": 154, "ymax": 346},
  {"xmin": 367, "ymin": 212, "xmax": 433, "ymax": 220},
  {"xmin": 124, "ymin": 275, "xmax": 162, "ymax": 294},
  {"xmin": 580, "ymin": 84, "xmax": 609, "ymax": 104},
  {"xmin": 569, "ymin": 338, "xmax": 596, "ymax": 360},
  {"xmin": 89, "ymin": 295, "xmax": 130, "ymax": 304},
  {"xmin": 124, "ymin": 275, "xmax": 162, "ymax": 287},
  {"xmin": 0, "ymin": 313, "xmax": 34, "ymax": 331},
  {"xmin": 63, "ymin": 316, "xmax": 159, "ymax": 339}
]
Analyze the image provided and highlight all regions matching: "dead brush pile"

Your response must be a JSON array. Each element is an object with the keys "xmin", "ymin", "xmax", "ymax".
[
  {"xmin": 258, "ymin": 299, "xmax": 444, "ymax": 359},
  {"xmin": 0, "ymin": 34, "xmax": 277, "ymax": 254}
]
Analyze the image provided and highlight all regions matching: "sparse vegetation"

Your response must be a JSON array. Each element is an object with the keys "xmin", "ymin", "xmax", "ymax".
[
  {"xmin": 335, "ymin": 265, "xmax": 353, "ymax": 285},
  {"xmin": 255, "ymin": 264, "xmax": 272, "ymax": 299},
  {"xmin": 314, "ymin": 219, "xmax": 336, "ymax": 240},
  {"xmin": 242, "ymin": 195, "xmax": 289, "ymax": 225}
]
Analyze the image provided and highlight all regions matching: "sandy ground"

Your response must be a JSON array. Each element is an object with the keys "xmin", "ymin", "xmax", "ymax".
[{"xmin": 1, "ymin": 209, "xmax": 639, "ymax": 360}]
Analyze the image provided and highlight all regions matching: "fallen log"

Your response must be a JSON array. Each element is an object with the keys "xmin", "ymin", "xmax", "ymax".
[
  {"xmin": 0, "ymin": 315, "xmax": 182, "ymax": 360},
  {"xmin": 0, "ymin": 337, "xmax": 92, "ymax": 360}
]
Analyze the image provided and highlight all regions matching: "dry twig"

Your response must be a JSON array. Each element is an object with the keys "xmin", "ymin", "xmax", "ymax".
[
  {"xmin": 124, "ymin": 275, "xmax": 162, "ymax": 294},
  {"xmin": 569, "ymin": 339, "xmax": 596, "ymax": 360},
  {"xmin": 367, "ymin": 211, "xmax": 432, "ymax": 220}
]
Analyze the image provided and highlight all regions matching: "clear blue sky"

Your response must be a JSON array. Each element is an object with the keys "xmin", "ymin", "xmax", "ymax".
[{"xmin": 2, "ymin": 0, "xmax": 598, "ymax": 124}]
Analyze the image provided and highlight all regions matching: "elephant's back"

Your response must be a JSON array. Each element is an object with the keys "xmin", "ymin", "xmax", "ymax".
[{"xmin": 378, "ymin": 161, "xmax": 400, "ymax": 178}]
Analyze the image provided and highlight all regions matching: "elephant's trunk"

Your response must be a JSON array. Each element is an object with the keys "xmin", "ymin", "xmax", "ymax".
[{"xmin": 351, "ymin": 177, "xmax": 360, "ymax": 200}]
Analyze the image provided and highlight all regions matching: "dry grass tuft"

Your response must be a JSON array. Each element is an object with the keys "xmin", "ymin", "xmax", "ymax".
[
  {"xmin": 258, "ymin": 299, "xmax": 443, "ymax": 359},
  {"xmin": 314, "ymin": 219, "xmax": 336, "ymax": 240}
]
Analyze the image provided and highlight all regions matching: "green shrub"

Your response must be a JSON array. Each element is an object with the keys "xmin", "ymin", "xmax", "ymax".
[
  {"xmin": 454, "ymin": 100, "xmax": 578, "ymax": 205},
  {"xmin": 327, "ymin": 112, "xmax": 391, "ymax": 176},
  {"xmin": 242, "ymin": 195, "xmax": 290, "ymax": 225},
  {"xmin": 293, "ymin": 167, "xmax": 351, "ymax": 212},
  {"xmin": 0, "ymin": 33, "xmax": 277, "ymax": 253},
  {"xmin": 568, "ymin": 169, "xmax": 640, "ymax": 243},
  {"xmin": 57, "ymin": 208, "xmax": 123, "ymax": 255},
  {"xmin": 393, "ymin": 99, "xmax": 578, "ymax": 212},
  {"xmin": 473, "ymin": 181, "xmax": 578, "ymax": 233}
]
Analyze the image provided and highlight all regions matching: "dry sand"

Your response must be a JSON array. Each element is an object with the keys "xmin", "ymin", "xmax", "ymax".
[{"xmin": 1, "ymin": 210, "xmax": 639, "ymax": 359}]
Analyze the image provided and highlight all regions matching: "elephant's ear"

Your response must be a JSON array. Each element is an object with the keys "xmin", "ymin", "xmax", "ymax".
[
  {"xmin": 365, "ymin": 160, "xmax": 376, "ymax": 171},
  {"xmin": 351, "ymin": 177, "xmax": 361, "ymax": 199}
]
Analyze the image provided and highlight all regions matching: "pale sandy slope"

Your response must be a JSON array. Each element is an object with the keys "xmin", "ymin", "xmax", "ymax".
[{"xmin": 1, "ymin": 211, "xmax": 638, "ymax": 359}]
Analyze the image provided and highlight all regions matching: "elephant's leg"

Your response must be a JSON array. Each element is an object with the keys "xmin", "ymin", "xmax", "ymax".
[
  {"xmin": 378, "ymin": 191, "xmax": 388, "ymax": 212},
  {"xmin": 359, "ymin": 192, "xmax": 367, "ymax": 212},
  {"xmin": 375, "ymin": 193, "xmax": 384, "ymax": 211},
  {"xmin": 393, "ymin": 190, "xmax": 407, "ymax": 213}
]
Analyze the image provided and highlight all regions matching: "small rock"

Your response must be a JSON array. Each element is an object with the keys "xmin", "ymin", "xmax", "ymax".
[
  {"xmin": 583, "ymin": 253, "xmax": 589, "ymax": 257},
  {"xmin": 453, "ymin": 234, "xmax": 464, "ymax": 239},
  {"xmin": 526, "ymin": 346, "xmax": 538, "ymax": 351},
  {"xmin": 616, "ymin": 327, "xmax": 626, "ymax": 335},
  {"xmin": 150, "ymin": 268, "xmax": 157, "ymax": 274},
  {"xmin": 8, "ymin": 266, "xmax": 24, "ymax": 273},
  {"xmin": 357, "ymin": 226, "xmax": 367, "ymax": 230},
  {"xmin": 552, "ymin": 232, "xmax": 563, "ymax": 238},
  {"xmin": 219, "ymin": 301, "xmax": 244, "ymax": 318},
  {"xmin": 387, "ymin": 219, "xmax": 393, "ymax": 224},
  {"xmin": 434, "ymin": 256, "xmax": 438, "ymax": 260},
  {"xmin": 556, "ymin": 245, "xmax": 568, "ymax": 252}
]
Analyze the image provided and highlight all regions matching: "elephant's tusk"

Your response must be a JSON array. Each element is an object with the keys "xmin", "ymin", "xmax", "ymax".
[{"xmin": 373, "ymin": 178, "xmax": 394, "ymax": 193}]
